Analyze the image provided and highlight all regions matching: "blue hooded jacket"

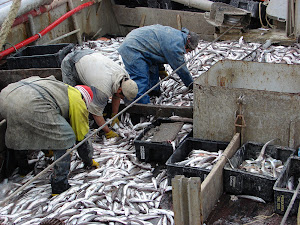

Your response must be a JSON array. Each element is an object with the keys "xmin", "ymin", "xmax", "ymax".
[{"xmin": 118, "ymin": 24, "xmax": 194, "ymax": 104}]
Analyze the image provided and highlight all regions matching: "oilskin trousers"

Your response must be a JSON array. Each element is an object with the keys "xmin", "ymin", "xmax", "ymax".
[
  {"xmin": 122, "ymin": 59, "xmax": 160, "ymax": 104},
  {"xmin": 51, "ymin": 139, "xmax": 93, "ymax": 194}
]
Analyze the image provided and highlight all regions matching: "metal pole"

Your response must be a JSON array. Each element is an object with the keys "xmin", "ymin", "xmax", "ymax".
[
  {"xmin": 280, "ymin": 178, "xmax": 300, "ymax": 225},
  {"xmin": 45, "ymin": 29, "xmax": 81, "ymax": 45},
  {"xmin": 241, "ymin": 39, "xmax": 272, "ymax": 61}
]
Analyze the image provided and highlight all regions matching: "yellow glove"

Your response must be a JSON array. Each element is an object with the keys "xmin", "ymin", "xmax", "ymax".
[
  {"xmin": 91, "ymin": 159, "xmax": 99, "ymax": 168},
  {"xmin": 159, "ymin": 70, "xmax": 168, "ymax": 79},
  {"xmin": 111, "ymin": 113, "xmax": 119, "ymax": 127},
  {"xmin": 44, "ymin": 150, "xmax": 53, "ymax": 157},
  {"xmin": 105, "ymin": 130, "xmax": 119, "ymax": 139}
]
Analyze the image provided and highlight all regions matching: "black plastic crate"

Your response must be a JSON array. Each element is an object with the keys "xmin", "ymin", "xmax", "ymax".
[
  {"xmin": 274, "ymin": 156, "xmax": 300, "ymax": 215},
  {"xmin": 224, "ymin": 141, "xmax": 295, "ymax": 202},
  {"xmin": 166, "ymin": 137, "xmax": 229, "ymax": 184},
  {"xmin": 7, "ymin": 43, "xmax": 74, "ymax": 69},
  {"xmin": 134, "ymin": 117, "xmax": 192, "ymax": 163}
]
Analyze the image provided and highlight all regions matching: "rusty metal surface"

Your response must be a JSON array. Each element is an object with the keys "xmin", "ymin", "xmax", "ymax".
[
  {"xmin": 196, "ymin": 60, "xmax": 300, "ymax": 93},
  {"xmin": 112, "ymin": 5, "xmax": 215, "ymax": 41},
  {"xmin": 3, "ymin": 0, "xmax": 122, "ymax": 48},
  {"xmin": 194, "ymin": 60, "xmax": 300, "ymax": 147}
]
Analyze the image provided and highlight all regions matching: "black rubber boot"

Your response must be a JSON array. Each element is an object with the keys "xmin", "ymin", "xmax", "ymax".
[
  {"xmin": 14, "ymin": 150, "xmax": 34, "ymax": 176},
  {"xmin": 51, "ymin": 179, "xmax": 71, "ymax": 195},
  {"xmin": 51, "ymin": 150, "xmax": 71, "ymax": 195}
]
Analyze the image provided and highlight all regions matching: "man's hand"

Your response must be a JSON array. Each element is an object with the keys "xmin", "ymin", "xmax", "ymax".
[
  {"xmin": 111, "ymin": 113, "xmax": 120, "ymax": 127},
  {"xmin": 105, "ymin": 130, "xmax": 119, "ymax": 139}
]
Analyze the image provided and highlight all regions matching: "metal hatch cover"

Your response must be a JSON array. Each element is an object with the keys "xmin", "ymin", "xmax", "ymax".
[{"xmin": 151, "ymin": 122, "xmax": 184, "ymax": 143}]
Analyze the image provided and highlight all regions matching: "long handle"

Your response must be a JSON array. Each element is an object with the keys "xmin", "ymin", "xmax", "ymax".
[{"xmin": 280, "ymin": 178, "xmax": 300, "ymax": 225}]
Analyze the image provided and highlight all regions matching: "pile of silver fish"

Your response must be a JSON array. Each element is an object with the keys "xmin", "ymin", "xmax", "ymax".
[
  {"xmin": 286, "ymin": 176, "xmax": 295, "ymax": 190},
  {"xmin": 0, "ymin": 114, "xmax": 190, "ymax": 225},
  {"xmin": 238, "ymin": 156, "xmax": 283, "ymax": 178},
  {"xmin": 78, "ymin": 37, "xmax": 300, "ymax": 106},
  {"xmin": 175, "ymin": 149, "xmax": 224, "ymax": 170},
  {"xmin": 237, "ymin": 139, "xmax": 284, "ymax": 178}
]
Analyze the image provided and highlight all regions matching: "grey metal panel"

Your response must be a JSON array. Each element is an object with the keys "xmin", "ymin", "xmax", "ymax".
[
  {"xmin": 112, "ymin": 5, "xmax": 215, "ymax": 40},
  {"xmin": 0, "ymin": 68, "xmax": 62, "ymax": 90},
  {"xmin": 193, "ymin": 60, "xmax": 300, "ymax": 147},
  {"xmin": 195, "ymin": 60, "xmax": 300, "ymax": 93}
]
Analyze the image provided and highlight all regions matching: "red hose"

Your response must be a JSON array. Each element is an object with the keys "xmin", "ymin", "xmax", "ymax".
[{"xmin": 0, "ymin": 1, "xmax": 95, "ymax": 60}]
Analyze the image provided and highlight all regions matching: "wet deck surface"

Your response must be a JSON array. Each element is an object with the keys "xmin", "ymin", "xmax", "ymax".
[
  {"xmin": 155, "ymin": 161, "xmax": 298, "ymax": 225},
  {"xmin": 206, "ymin": 194, "xmax": 297, "ymax": 225},
  {"xmin": 159, "ymin": 191, "xmax": 298, "ymax": 224}
]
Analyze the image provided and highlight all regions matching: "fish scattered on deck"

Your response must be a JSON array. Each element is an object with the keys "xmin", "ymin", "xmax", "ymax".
[{"xmin": 1, "ymin": 36, "xmax": 298, "ymax": 224}]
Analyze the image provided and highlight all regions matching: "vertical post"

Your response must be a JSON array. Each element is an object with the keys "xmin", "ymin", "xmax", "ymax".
[
  {"xmin": 172, "ymin": 175, "xmax": 203, "ymax": 225},
  {"xmin": 67, "ymin": 0, "xmax": 82, "ymax": 45},
  {"xmin": 177, "ymin": 14, "xmax": 182, "ymax": 30},
  {"xmin": 188, "ymin": 177, "xmax": 202, "ymax": 224},
  {"xmin": 295, "ymin": 0, "xmax": 300, "ymax": 40},
  {"xmin": 172, "ymin": 175, "xmax": 186, "ymax": 225},
  {"xmin": 139, "ymin": 14, "xmax": 146, "ymax": 27},
  {"xmin": 28, "ymin": 14, "xmax": 38, "ymax": 45}
]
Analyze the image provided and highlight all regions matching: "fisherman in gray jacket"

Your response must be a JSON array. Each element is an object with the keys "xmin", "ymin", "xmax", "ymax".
[
  {"xmin": 61, "ymin": 49, "xmax": 138, "ymax": 139},
  {"xmin": 0, "ymin": 76, "xmax": 99, "ymax": 195}
]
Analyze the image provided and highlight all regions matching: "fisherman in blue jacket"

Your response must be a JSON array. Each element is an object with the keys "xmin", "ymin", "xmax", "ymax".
[{"xmin": 118, "ymin": 24, "xmax": 200, "ymax": 104}]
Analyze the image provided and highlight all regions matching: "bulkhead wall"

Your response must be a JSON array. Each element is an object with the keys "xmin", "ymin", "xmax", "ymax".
[{"xmin": 194, "ymin": 60, "xmax": 300, "ymax": 148}]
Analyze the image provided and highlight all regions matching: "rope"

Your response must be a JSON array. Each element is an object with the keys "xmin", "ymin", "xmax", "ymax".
[
  {"xmin": 3, "ymin": 42, "xmax": 17, "ymax": 52},
  {"xmin": 258, "ymin": 2, "xmax": 268, "ymax": 29},
  {"xmin": 221, "ymin": 154, "xmax": 234, "ymax": 169},
  {"xmin": 265, "ymin": 11, "xmax": 274, "ymax": 29},
  {"xmin": 0, "ymin": 0, "xmax": 22, "ymax": 51},
  {"xmin": 0, "ymin": 21, "xmax": 240, "ymax": 206}
]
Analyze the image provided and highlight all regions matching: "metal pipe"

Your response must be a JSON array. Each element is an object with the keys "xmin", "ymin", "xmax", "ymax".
[
  {"xmin": 241, "ymin": 39, "xmax": 272, "ymax": 61},
  {"xmin": 171, "ymin": 0, "xmax": 213, "ymax": 12},
  {"xmin": 44, "ymin": 28, "xmax": 80, "ymax": 44}
]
